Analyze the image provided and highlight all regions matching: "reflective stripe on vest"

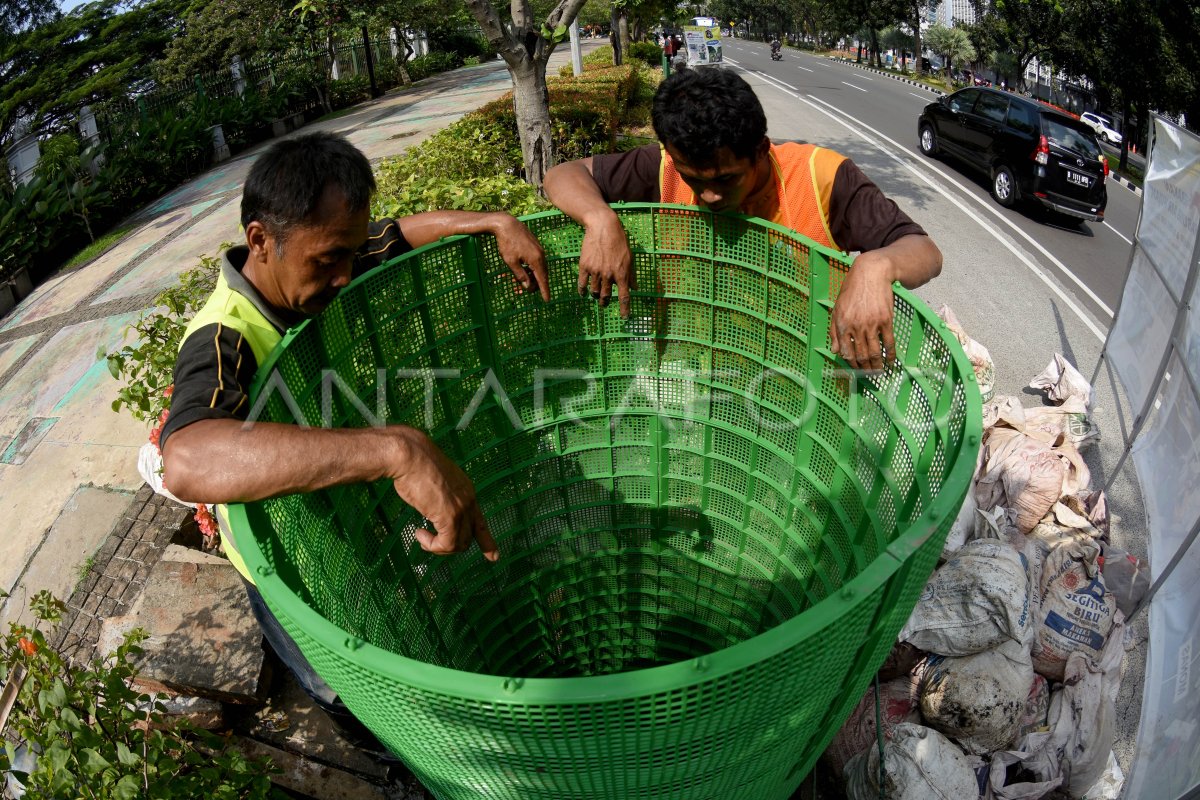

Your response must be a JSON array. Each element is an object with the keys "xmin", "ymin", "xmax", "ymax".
[
  {"xmin": 180, "ymin": 272, "xmax": 284, "ymax": 583},
  {"xmin": 659, "ymin": 142, "xmax": 845, "ymax": 251}
]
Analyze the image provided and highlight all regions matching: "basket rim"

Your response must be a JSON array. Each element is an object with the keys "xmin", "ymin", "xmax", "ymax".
[{"xmin": 227, "ymin": 204, "xmax": 983, "ymax": 704}]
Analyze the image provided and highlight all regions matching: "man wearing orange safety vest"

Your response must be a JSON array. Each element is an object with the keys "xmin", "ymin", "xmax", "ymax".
[{"xmin": 544, "ymin": 67, "xmax": 943, "ymax": 372}]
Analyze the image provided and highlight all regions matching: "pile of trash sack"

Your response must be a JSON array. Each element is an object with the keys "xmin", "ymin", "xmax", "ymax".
[{"xmin": 824, "ymin": 307, "xmax": 1149, "ymax": 800}]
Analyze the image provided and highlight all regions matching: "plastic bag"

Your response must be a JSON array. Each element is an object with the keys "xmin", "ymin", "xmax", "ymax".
[
  {"xmin": 1023, "ymin": 398, "xmax": 1100, "ymax": 451},
  {"xmin": 845, "ymin": 723, "xmax": 981, "ymax": 800},
  {"xmin": 1020, "ymin": 673, "xmax": 1050, "ymax": 736},
  {"xmin": 137, "ymin": 441, "xmax": 194, "ymax": 508},
  {"xmin": 900, "ymin": 539, "xmax": 1032, "ymax": 656},
  {"xmin": 1099, "ymin": 544, "xmax": 1150, "ymax": 617},
  {"xmin": 1030, "ymin": 353, "xmax": 1093, "ymax": 407},
  {"xmin": 918, "ymin": 639, "xmax": 1035, "ymax": 755}
]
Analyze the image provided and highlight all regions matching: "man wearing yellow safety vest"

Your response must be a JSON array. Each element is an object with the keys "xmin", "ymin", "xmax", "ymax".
[
  {"xmin": 544, "ymin": 67, "xmax": 942, "ymax": 372},
  {"xmin": 159, "ymin": 132, "xmax": 548, "ymax": 751}
]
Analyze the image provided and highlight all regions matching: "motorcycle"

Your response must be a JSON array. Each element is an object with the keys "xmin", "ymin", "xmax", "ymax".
[{"xmin": 770, "ymin": 48, "xmax": 782, "ymax": 61}]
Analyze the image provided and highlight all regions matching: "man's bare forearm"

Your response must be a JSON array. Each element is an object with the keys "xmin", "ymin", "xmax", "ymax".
[
  {"xmin": 162, "ymin": 418, "xmax": 412, "ymax": 504},
  {"xmin": 868, "ymin": 233, "xmax": 942, "ymax": 289},
  {"xmin": 397, "ymin": 211, "xmax": 518, "ymax": 248},
  {"xmin": 544, "ymin": 158, "xmax": 620, "ymax": 229}
]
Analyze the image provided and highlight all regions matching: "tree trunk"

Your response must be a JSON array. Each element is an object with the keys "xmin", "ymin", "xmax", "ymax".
[
  {"xmin": 913, "ymin": 12, "xmax": 922, "ymax": 76},
  {"xmin": 393, "ymin": 27, "xmax": 414, "ymax": 86},
  {"xmin": 618, "ymin": 13, "xmax": 631, "ymax": 61},
  {"xmin": 611, "ymin": 8, "xmax": 624, "ymax": 65},
  {"xmin": 510, "ymin": 58, "xmax": 554, "ymax": 190},
  {"xmin": 1118, "ymin": 97, "xmax": 1132, "ymax": 172},
  {"xmin": 869, "ymin": 28, "xmax": 881, "ymax": 68}
]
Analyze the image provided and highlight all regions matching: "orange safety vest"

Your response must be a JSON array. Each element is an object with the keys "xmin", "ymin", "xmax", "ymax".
[{"xmin": 659, "ymin": 142, "xmax": 845, "ymax": 251}]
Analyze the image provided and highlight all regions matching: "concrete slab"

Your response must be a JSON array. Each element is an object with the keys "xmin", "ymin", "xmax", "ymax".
[
  {"xmin": 97, "ymin": 553, "xmax": 268, "ymax": 704},
  {"xmin": 0, "ymin": 439, "xmax": 142, "ymax": 607},
  {"xmin": 0, "ymin": 484, "xmax": 132, "ymax": 628},
  {"xmin": 0, "ymin": 203, "xmax": 216, "ymax": 333}
]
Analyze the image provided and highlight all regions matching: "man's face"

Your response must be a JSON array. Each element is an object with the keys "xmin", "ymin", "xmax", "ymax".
[
  {"xmin": 665, "ymin": 139, "xmax": 770, "ymax": 213},
  {"xmin": 248, "ymin": 185, "xmax": 370, "ymax": 320}
]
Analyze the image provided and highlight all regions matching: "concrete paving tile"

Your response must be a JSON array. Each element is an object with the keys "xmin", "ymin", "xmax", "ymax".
[
  {"xmin": 0, "ymin": 214, "xmax": 192, "ymax": 332},
  {"xmin": 92, "ymin": 195, "xmax": 241, "ymax": 303},
  {"xmin": 0, "ymin": 435, "xmax": 142, "ymax": 600},
  {"xmin": 0, "ymin": 335, "xmax": 41, "ymax": 381},
  {"xmin": 0, "ymin": 484, "xmax": 132, "ymax": 629},
  {"xmin": 0, "ymin": 312, "xmax": 139, "ymax": 438}
]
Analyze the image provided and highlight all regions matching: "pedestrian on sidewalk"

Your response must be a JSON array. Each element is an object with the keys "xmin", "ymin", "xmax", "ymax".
[
  {"xmin": 543, "ymin": 67, "xmax": 942, "ymax": 372},
  {"xmin": 158, "ymin": 131, "xmax": 549, "ymax": 752}
]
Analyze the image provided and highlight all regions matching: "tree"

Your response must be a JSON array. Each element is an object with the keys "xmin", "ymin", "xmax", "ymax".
[
  {"xmin": 0, "ymin": 0, "xmax": 57, "ymax": 46},
  {"xmin": 462, "ymin": 0, "xmax": 590, "ymax": 190},
  {"xmin": 970, "ymin": 0, "xmax": 1066, "ymax": 91},
  {"xmin": 880, "ymin": 24, "xmax": 914, "ymax": 70},
  {"xmin": 155, "ymin": 0, "xmax": 306, "ymax": 83},
  {"xmin": 924, "ymin": 23, "xmax": 975, "ymax": 77},
  {"xmin": 0, "ymin": 0, "xmax": 183, "ymax": 145}
]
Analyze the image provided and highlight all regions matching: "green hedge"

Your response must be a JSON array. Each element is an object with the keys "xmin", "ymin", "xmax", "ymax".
[{"xmin": 373, "ymin": 61, "xmax": 657, "ymax": 218}]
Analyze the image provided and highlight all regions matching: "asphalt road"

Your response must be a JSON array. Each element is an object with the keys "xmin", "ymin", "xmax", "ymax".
[{"xmin": 719, "ymin": 40, "xmax": 1143, "ymax": 333}]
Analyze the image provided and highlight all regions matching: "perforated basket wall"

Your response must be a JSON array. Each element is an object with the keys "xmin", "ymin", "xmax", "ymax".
[{"xmin": 227, "ymin": 205, "xmax": 982, "ymax": 800}]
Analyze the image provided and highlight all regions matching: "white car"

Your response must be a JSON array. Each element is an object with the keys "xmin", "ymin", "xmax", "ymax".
[{"xmin": 1080, "ymin": 112, "xmax": 1123, "ymax": 146}]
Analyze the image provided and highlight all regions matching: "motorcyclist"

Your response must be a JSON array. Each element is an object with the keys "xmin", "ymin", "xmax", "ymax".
[{"xmin": 769, "ymin": 35, "xmax": 781, "ymax": 59}]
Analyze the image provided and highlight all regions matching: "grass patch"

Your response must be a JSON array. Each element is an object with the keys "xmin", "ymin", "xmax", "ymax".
[
  {"xmin": 60, "ymin": 226, "xmax": 133, "ymax": 271},
  {"xmin": 1110, "ymin": 157, "xmax": 1144, "ymax": 187},
  {"xmin": 313, "ymin": 107, "xmax": 358, "ymax": 124}
]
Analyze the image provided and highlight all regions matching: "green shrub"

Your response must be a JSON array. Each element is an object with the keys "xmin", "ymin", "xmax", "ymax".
[
  {"xmin": 627, "ymin": 41, "xmax": 663, "ymax": 64},
  {"xmin": 406, "ymin": 52, "xmax": 458, "ymax": 82},
  {"xmin": 328, "ymin": 74, "xmax": 371, "ymax": 108},
  {"xmin": 0, "ymin": 589, "xmax": 275, "ymax": 798},
  {"xmin": 33, "ymin": 134, "xmax": 82, "ymax": 182},
  {"xmin": 583, "ymin": 45, "xmax": 614, "ymax": 66},
  {"xmin": 373, "ymin": 173, "xmax": 546, "ymax": 217},
  {"xmin": 463, "ymin": 55, "xmax": 481, "ymax": 66}
]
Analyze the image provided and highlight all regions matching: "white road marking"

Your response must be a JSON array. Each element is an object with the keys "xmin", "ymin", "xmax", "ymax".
[
  {"xmin": 759, "ymin": 72, "xmax": 797, "ymax": 90},
  {"xmin": 1104, "ymin": 221, "xmax": 1133, "ymax": 245},
  {"xmin": 841, "ymin": 81, "xmax": 868, "ymax": 93},
  {"xmin": 796, "ymin": 65, "xmax": 814, "ymax": 72},
  {"xmin": 850, "ymin": 74, "xmax": 873, "ymax": 81},
  {"xmin": 909, "ymin": 92, "xmax": 931, "ymax": 100},
  {"xmin": 736, "ymin": 66, "xmax": 1110, "ymax": 341}
]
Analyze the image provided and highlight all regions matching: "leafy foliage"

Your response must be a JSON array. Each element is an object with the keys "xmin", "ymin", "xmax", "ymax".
[
  {"xmin": 625, "ymin": 40, "xmax": 663, "ymax": 64},
  {"xmin": 0, "ymin": 589, "xmax": 276, "ymax": 798},
  {"xmin": 103, "ymin": 251, "xmax": 222, "ymax": 423}
]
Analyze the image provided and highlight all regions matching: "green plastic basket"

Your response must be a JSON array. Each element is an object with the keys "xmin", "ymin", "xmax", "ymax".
[{"xmin": 227, "ymin": 204, "xmax": 981, "ymax": 800}]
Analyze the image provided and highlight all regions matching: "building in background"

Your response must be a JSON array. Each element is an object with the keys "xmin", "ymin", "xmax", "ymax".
[{"xmin": 932, "ymin": 0, "xmax": 977, "ymax": 27}]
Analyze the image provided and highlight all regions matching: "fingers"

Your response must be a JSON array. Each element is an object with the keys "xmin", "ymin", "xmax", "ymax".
[
  {"xmin": 471, "ymin": 504, "xmax": 500, "ymax": 562},
  {"xmin": 882, "ymin": 322, "xmax": 897, "ymax": 364},
  {"xmin": 525, "ymin": 248, "xmax": 551, "ymax": 302},
  {"xmin": 413, "ymin": 503, "xmax": 499, "ymax": 563}
]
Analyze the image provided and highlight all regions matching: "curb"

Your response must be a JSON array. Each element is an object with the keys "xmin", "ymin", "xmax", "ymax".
[
  {"xmin": 1109, "ymin": 173, "xmax": 1143, "ymax": 196},
  {"xmin": 829, "ymin": 57, "xmax": 945, "ymax": 97}
]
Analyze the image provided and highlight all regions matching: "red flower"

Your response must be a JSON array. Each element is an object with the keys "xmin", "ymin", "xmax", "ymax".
[
  {"xmin": 163, "ymin": 385, "xmax": 174, "ymax": 398},
  {"xmin": 149, "ymin": 408, "xmax": 170, "ymax": 452},
  {"xmin": 18, "ymin": 637, "xmax": 37, "ymax": 656},
  {"xmin": 195, "ymin": 504, "xmax": 219, "ymax": 540}
]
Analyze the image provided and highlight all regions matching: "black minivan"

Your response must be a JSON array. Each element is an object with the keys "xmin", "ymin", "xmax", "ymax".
[{"xmin": 918, "ymin": 88, "xmax": 1108, "ymax": 221}]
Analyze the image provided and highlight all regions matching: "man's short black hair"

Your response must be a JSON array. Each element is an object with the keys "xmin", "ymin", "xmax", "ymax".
[
  {"xmin": 651, "ymin": 68, "xmax": 768, "ymax": 166},
  {"xmin": 241, "ymin": 132, "xmax": 375, "ymax": 247}
]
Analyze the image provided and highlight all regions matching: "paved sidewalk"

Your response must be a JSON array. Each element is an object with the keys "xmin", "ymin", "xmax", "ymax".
[{"xmin": 0, "ymin": 49, "xmax": 593, "ymax": 630}]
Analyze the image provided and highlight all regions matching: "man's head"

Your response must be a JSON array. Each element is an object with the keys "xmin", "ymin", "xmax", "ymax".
[
  {"xmin": 651, "ymin": 68, "xmax": 770, "ymax": 212},
  {"xmin": 240, "ymin": 132, "xmax": 375, "ymax": 319}
]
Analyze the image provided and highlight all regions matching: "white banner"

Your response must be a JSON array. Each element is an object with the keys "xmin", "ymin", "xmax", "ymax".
[
  {"xmin": 1113, "ymin": 117, "xmax": 1200, "ymax": 800},
  {"xmin": 1126, "ymin": 352, "xmax": 1200, "ymax": 799}
]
